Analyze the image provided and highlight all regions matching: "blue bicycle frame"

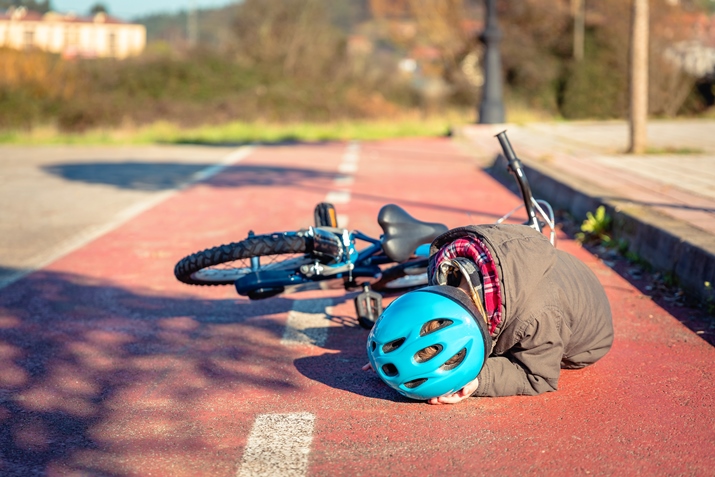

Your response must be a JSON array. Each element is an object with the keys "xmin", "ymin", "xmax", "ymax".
[{"xmin": 233, "ymin": 227, "xmax": 432, "ymax": 297}]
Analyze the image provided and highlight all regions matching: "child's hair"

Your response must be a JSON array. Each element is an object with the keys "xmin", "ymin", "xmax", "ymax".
[{"xmin": 414, "ymin": 319, "xmax": 464, "ymax": 367}]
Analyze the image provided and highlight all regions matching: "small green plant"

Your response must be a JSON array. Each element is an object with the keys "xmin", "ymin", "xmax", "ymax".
[
  {"xmin": 624, "ymin": 250, "xmax": 641, "ymax": 263},
  {"xmin": 662, "ymin": 271, "xmax": 678, "ymax": 288},
  {"xmin": 576, "ymin": 206, "xmax": 613, "ymax": 245},
  {"xmin": 616, "ymin": 238, "xmax": 630, "ymax": 255},
  {"xmin": 705, "ymin": 281, "xmax": 714, "ymax": 316}
]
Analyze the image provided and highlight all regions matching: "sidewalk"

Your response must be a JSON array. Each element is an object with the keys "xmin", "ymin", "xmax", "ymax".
[{"xmin": 454, "ymin": 119, "xmax": 715, "ymax": 307}]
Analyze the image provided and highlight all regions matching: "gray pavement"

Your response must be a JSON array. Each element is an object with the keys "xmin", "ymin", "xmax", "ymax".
[
  {"xmin": 455, "ymin": 119, "xmax": 715, "ymax": 306},
  {"xmin": 0, "ymin": 144, "xmax": 247, "ymax": 288}
]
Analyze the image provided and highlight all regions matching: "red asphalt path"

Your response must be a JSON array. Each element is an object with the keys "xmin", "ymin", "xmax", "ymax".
[{"xmin": 1, "ymin": 139, "xmax": 714, "ymax": 476}]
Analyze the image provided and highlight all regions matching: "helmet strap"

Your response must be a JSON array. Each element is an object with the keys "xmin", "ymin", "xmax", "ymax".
[{"xmin": 437, "ymin": 258, "xmax": 489, "ymax": 325}]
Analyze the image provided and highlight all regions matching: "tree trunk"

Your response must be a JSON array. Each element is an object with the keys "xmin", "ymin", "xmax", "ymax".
[
  {"xmin": 628, "ymin": 0, "xmax": 649, "ymax": 154},
  {"xmin": 572, "ymin": 0, "xmax": 585, "ymax": 62}
]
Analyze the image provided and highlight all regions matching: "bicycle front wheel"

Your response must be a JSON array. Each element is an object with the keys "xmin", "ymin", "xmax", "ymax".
[{"xmin": 174, "ymin": 233, "xmax": 310, "ymax": 286}]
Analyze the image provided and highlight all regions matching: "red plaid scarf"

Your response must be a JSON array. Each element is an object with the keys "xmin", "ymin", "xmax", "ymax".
[{"xmin": 431, "ymin": 236, "xmax": 503, "ymax": 335}]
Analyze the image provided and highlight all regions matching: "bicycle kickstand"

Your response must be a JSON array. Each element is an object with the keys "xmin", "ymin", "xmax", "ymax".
[{"xmin": 354, "ymin": 283, "xmax": 382, "ymax": 330}]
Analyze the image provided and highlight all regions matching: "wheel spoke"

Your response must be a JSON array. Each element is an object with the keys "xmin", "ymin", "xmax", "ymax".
[
  {"xmin": 174, "ymin": 233, "xmax": 309, "ymax": 286},
  {"xmin": 191, "ymin": 254, "xmax": 311, "ymax": 283},
  {"xmin": 383, "ymin": 273, "xmax": 428, "ymax": 289}
]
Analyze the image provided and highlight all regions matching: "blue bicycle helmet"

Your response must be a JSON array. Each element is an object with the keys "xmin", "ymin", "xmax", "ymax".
[{"xmin": 366, "ymin": 285, "xmax": 491, "ymax": 400}]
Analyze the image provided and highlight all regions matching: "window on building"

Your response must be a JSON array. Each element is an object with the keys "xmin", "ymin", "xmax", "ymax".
[
  {"xmin": 65, "ymin": 26, "xmax": 78, "ymax": 46},
  {"xmin": 23, "ymin": 29, "xmax": 34, "ymax": 49},
  {"xmin": 108, "ymin": 31, "xmax": 116, "ymax": 56}
]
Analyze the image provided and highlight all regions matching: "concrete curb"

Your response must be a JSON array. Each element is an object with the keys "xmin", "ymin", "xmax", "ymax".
[{"xmin": 456, "ymin": 128, "xmax": 715, "ymax": 308}]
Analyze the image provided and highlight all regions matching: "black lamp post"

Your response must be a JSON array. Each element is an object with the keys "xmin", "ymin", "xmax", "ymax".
[{"xmin": 478, "ymin": 0, "xmax": 505, "ymax": 124}]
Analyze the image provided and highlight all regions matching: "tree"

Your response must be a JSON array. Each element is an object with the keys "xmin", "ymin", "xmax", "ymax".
[
  {"xmin": 628, "ymin": 0, "xmax": 649, "ymax": 154},
  {"xmin": 0, "ymin": 0, "xmax": 52, "ymax": 13},
  {"xmin": 89, "ymin": 2, "xmax": 108, "ymax": 15},
  {"xmin": 572, "ymin": 0, "xmax": 585, "ymax": 61},
  {"xmin": 232, "ymin": 0, "xmax": 343, "ymax": 77}
]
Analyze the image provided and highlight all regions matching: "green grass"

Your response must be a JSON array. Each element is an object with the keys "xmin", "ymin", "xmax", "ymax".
[
  {"xmin": 170, "ymin": 118, "xmax": 457, "ymax": 144},
  {"xmin": 0, "ymin": 100, "xmax": 567, "ymax": 145},
  {"xmin": 0, "ymin": 116, "xmax": 464, "ymax": 146},
  {"xmin": 645, "ymin": 146, "xmax": 705, "ymax": 155}
]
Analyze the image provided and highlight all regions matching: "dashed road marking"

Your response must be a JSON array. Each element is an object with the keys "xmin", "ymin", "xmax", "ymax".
[
  {"xmin": 333, "ymin": 175, "xmax": 354, "ymax": 186},
  {"xmin": 237, "ymin": 412, "xmax": 315, "ymax": 477},
  {"xmin": 324, "ymin": 190, "xmax": 351, "ymax": 204},
  {"xmin": 281, "ymin": 142, "xmax": 358, "ymax": 348},
  {"xmin": 338, "ymin": 162, "xmax": 358, "ymax": 174},
  {"xmin": 342, "ymin": 150, "xmax": 359, "ymax": 163},
  {"xmin": 281, "ymin": 299, "xmax": 334, "ymax": 347},
  {"xmin": 337, "ymin": 141, "xmax": 360, "ymax": 174}
]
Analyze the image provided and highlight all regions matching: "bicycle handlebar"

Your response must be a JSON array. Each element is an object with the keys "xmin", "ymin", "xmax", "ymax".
[{"xmin": 495, "ymin": 131, "xmax": 541, "ymax": 233}]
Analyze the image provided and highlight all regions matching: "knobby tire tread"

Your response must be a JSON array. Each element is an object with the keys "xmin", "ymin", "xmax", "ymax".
[{"xmin": 174, "ymin": 234, "xmax": 308, "ymax": 286}]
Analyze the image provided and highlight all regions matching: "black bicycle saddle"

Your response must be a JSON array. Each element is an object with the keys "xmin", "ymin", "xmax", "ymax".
[{"xmin": 377, "ymin": 204, "xmax": 448, "ymax": 263}]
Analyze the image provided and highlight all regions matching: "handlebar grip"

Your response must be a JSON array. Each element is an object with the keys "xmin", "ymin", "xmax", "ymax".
[
  {"xmin": 494, "ymin": 130, "xmax": 542, "ymax": 233},
  {"xmin": 496, "ymin": 131, "xmax": 518, "ymax": 163}
]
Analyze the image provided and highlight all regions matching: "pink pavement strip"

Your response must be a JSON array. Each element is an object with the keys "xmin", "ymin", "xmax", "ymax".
[{"xmin": 0, "ymin": 138, "xmax": 713, "ymax": 476}]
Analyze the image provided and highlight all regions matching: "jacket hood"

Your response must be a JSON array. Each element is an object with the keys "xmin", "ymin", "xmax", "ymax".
[{"xmin": 429, "ymin": 224, "xmax": 558, "ymax": 338}]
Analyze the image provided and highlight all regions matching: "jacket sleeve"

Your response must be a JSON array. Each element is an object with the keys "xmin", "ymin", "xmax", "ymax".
[{"xmin": 473, "ymin": 308, "xmax": 564, "ymax": 397}]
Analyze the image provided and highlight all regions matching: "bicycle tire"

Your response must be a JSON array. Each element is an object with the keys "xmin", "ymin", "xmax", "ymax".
[
  {"xmin": 372, "ymin": 259, "xmax": 430, "ymax": 294},
  {"xmin": 174, "ymin": 233, "xmax": 309, "ymax": 286}
]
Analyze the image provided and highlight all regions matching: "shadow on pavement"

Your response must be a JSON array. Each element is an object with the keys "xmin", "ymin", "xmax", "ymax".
[
  {"xmin": 41, "ymin": 161, "xmax": 511, "ymax": 222},
  {"xmin": 167, "ymin": 138, "xmax": 306, "ymax": 147},
  {"xmin": 0, "ymin": 268, "xmax": 352, "ymax": 474},
  {"xmin": 600, "ymin": 196, "xmax": 715, "ymax": 214},
  {"xmin": 293, "ymin": 351, "xmax": 408, "ymax": 403},
  {"xmin": 584, "ymin": 242, "xmax": 715, "ymax": 345},
  {"xmin": 42, "ymin": 163, "xmax": 342, "ymax": 192},
  {"xmin": 292, "ymin": 306, "xmax": 409, "ymax": 403}
]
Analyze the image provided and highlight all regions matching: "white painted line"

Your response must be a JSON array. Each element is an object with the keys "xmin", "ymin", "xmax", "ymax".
[
  {"xmin": 324, "ymin": 190, "xmax": 351, "ymax": 204},
  {"xmin": 281, "ymin": 299, "xmax": 333, "ymax": 347},
  {"xmin": 337, "ymin": 162, "xmax": 358, "ymax": 174},
  {"xmin": 342, "ymin": 151, "xmax": 359, "ymax": 164},
  {"xmin": 337, "ymin": 214, "xmax": 349, "ymax": 228},
  {"xmin": 0, "ymin": 146, "xmax": 254, "ymax": 290},
  {"xmin": 333, "ymin": 175, "xmax": 354, "ymax": 186},
  {"xmin": 191, "ymin": 147, "xmax": 254, "ymax": 182},
  {"xmin": 237, "ymin": 412, "xmax": 315, "ymax": 477},
  {"xmin": 336, "ymin": 141, "xmax": 359, "ymax": 180}
]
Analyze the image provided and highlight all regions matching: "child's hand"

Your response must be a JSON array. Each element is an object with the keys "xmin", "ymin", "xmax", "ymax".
[
  {"xmin": 362, "ymin": 363, "xmax": 374, "ymax": 372},
  {"xmin": 427, "ymin": 377, "xmax": 479, "ymax": 405}
]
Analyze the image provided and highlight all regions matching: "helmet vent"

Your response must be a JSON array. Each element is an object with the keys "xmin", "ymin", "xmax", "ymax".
[
  {"xmin": 414, "ymin": 344, "xmax": 443, "ymax": 363},
  {"xmin": 371, "ymin": 341, "xmax": 377, "ymax": 351},
  {"xmin": 382, "ymin": 363, "xmax": 398, "ymax": 377},
  {"xmin": 404, "ymin": 378, "xmax": 427, "ymax": 389},
  {"xmin": 420, "ymin": 319, "xmax": 453, "ymax": 336},
  {"xmin": 382, "ymin": 337, "xmax": 405, "ymax": 354},
  {"xmin": 441, "ymin": 348, "xmax": 467, "ymax": 371}
]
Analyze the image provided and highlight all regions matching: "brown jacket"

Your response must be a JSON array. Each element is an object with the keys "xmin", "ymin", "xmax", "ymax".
[{"xmin": 428, "ymin": 224, "xmax": 613, "ymax": 397}]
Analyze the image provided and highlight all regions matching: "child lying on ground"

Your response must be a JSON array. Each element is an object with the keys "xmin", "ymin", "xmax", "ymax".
[{"xmin": 364, "ymin": 224, "xmax": 614, "ymax": 405}]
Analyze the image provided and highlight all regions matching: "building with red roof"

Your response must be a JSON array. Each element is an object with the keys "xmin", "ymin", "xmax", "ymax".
[{"xmin": 0, "ymin": 7, "xmax": 145, "ymax": 59}]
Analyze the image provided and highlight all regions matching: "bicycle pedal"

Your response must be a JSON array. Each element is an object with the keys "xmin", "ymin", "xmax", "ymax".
[
  {"xmin": 355, "ymin": 283, "xmax": 382, "ymax": 330},
  {"xmin": 314, "ymin": 202, "xmax": 338, "ymax": 228}
]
